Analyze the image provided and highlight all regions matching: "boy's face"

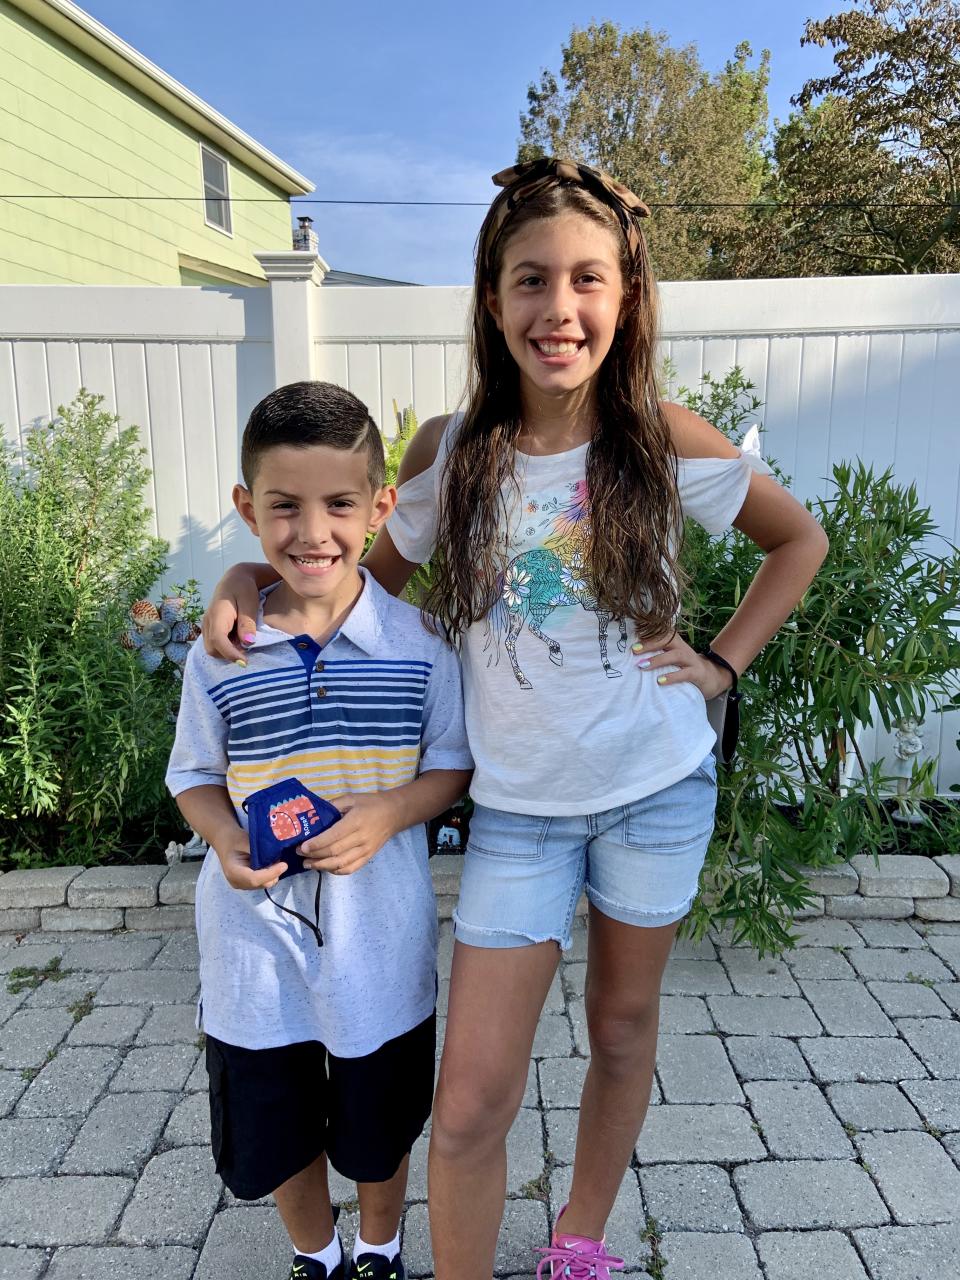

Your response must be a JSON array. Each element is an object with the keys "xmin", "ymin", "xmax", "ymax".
[{"xmin": 233, "ymin": 443, "xmax": 395, "ymax": 609}]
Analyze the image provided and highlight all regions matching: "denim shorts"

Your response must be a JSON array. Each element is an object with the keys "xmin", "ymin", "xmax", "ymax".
[{"xmin": 453, "ymin": 754, "xmax": 718, "ymax": 950}]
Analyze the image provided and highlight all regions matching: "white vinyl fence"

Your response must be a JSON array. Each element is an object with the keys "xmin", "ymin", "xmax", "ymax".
[{"xmin": 1, "ymin": 262, "xmax": 959, "ymax": 790}]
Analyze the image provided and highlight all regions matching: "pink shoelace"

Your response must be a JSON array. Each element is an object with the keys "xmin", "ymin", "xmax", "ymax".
[{"xmin": 534, "ymin": 1241, "xmax": 625, "ymax": 1280}]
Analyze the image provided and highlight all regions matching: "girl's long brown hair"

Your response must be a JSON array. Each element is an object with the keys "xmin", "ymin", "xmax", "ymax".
[{"xmin": 422, "ymin": 180, "xmax": 684, "ymax": 640}]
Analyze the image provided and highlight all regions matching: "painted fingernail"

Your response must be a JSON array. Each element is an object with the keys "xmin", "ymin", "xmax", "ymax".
[
  {"xmin": 657, "ymin": 675, "xmax": 667, "ymax": 685},
  {"xmin": 637, "ymin": 660, "xmax": 650, "ymax": 669},
  {"xmin": 242, "ymin": 633, "xmax": 255, "ymax": 645},
  {"xmin": 234, "ymin": 658, "xmax": 247, "ymax": 668},
  {"xmin": 631, "ymin": 643, "xmax": 644, "ymax": 654}
]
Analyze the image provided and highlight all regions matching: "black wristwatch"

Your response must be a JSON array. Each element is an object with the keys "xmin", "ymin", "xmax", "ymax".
[{"xmin": 699, "ymin": 646, "xmax": 741, "ymax": 701}]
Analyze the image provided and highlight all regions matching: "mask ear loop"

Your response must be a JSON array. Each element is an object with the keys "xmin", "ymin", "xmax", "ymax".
[{"xmin": 263, "ymin": 874, "xmax": 324, "ymax": 948}]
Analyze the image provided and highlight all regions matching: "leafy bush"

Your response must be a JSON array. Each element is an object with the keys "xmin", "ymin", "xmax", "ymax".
[
  {"xmin": 675, "ymin": 369, "xmax": 960, "ymax": 952},
  {"xmin": 0, "ymin": 391, "xmax": 180, "ymax": 867}
]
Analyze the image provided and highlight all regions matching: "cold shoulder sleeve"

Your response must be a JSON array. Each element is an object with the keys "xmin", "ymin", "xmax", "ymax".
[
  {"xmin": 387, "ymin": 461, "xmax": 439, "ymax": 565},
  {"xmin": 384, "ymin": 414, "xmax": 461, "ymax": 565},
  {"xmin": 677, "ymin": 426, "xmax": 775, "ymax": 534}
]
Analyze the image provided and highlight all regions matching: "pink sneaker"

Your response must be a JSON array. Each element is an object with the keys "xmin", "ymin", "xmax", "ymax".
[{"xmin": 534, "ymin": 1205, "xmax": 625, "ymax": 1280}]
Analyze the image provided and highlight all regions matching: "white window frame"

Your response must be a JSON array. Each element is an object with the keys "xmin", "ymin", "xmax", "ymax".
[{"xmin": 200, "ymin": 143, "xmax": 233, "ymax": 236}]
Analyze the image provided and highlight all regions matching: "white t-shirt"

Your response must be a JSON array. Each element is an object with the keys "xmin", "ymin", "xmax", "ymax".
[{"xmin": 388, "ymin": 419, "xmax": 773, "ymax": 816}]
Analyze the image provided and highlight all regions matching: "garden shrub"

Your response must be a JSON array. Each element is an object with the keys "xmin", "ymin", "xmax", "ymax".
[
  {"xmin": 0, "ymin": 390, "xmax": 181, "ymax": 867},
  {"xmin": 675, "ymin": 369, "xmax": 960, "ymax": 952}
]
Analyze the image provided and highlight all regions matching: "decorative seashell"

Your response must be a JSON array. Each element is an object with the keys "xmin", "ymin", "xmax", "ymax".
[
  {"xmin": 161, "ymin": 596, "xmax": 186, "ymax": 624},
  {"xmin": 142, "ymin": 620, "xmax": 172, "ymax": 647},
  {"xmin": 137, "ymin": 646, "xmax": 164, "ymax": 674},
  {"xmin": 130, "ymin": 599, "xmax": 160, "ymax": 625},
  {"xmin": 164, "ymin": 642, "xmax": 190, "ymax": 669}
]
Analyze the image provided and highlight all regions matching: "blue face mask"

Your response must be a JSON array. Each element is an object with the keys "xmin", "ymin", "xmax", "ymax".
[{"xmin": 241, "ymin": 779, "xmax": 342, "ymax": 947}]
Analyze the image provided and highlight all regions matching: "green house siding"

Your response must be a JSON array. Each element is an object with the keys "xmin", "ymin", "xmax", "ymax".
[{"xmin": 0, "ymin": 1, "xmax": 293, "ymax": 284}]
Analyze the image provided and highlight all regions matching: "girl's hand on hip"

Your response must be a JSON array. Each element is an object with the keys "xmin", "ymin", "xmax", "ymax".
[
  {"xmin": 632, "ymin": 633, "xmax": 734, "ymax": 700},
  {"xmin": 299, "ymin": 793, "xmax": 397, "ymax": 875}
]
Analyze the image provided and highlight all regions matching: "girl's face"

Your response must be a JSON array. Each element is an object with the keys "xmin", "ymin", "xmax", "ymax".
[{"xmin": 487, "ymin": 211, "xmax": 625, "ymax": 411}]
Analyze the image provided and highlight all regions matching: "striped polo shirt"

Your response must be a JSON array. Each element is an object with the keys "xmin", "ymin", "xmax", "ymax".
[{"xmin": 166, "ymin": 569, "xmax": 471, "ymax": 1055}]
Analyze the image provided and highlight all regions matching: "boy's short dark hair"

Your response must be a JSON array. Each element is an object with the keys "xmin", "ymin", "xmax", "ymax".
[{"xmin": 241, "ymin": 381, "xmax": 386, "ymax": 491}]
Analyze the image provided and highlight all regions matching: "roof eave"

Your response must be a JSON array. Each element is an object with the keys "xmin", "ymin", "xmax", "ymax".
[{"xmin": 9, "ymin": 0, "xmax": 315, "ymax": 196}]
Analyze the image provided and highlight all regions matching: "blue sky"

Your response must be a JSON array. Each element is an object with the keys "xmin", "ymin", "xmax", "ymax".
[{"xmin": 80, "ymin": 0, "xmax": 842, "ymax": 283}]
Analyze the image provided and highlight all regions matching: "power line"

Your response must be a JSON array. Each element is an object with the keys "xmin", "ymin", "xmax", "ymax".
[{"xmin": 0, "ymin": 193, "xmax": 956, "ymax": 210}]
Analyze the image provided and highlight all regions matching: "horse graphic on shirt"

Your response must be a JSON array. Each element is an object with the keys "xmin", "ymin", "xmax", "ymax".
[{"xmin": 486, "ymin": 479, "xmax": 628, "ymax": 689}]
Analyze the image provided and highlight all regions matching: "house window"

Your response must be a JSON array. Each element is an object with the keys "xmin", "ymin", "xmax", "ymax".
[{"xmin": 200, "ymin": 145, "xmax": 232, "ymax": 234}]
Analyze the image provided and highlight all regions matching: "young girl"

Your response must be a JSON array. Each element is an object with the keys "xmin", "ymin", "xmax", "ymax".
[{"xmin": 205, "ymin": 157, "xmax": 828, "ymax": 1280}]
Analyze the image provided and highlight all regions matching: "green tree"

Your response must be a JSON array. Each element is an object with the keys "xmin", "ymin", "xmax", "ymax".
[
  {"xmin": 518, "ymin": 22, "xmax": 770, "ymax": 281},
  {"xmin": 732, "ymin": 0, "xmax": 960, "ymax": 276}
]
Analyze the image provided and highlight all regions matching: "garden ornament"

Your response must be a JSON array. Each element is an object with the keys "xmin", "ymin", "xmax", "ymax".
[{"xmin": 122, "ymin": 596, "xmax": 199, "ymax": 673}]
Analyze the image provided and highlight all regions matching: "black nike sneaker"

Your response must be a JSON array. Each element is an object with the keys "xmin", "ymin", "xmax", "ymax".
[
  {"xmin": 349, "ymin": 1253, "xmax": 405, "ymax": 1280},
  {"xmin": 288, "ymin": 1252, "xmax": 345, "ymax": 1280}
]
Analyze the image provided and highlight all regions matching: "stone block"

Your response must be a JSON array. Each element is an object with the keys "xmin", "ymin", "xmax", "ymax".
[
  {"xmin": 0, "ymin": 868, "xmax": 82, "ymax": 909},
  {"xmin": 797, "ymin": 979, "xmax": 895, "ymax": 1036},
  {"xmin": 854, "ymin": 1224, "xmax": 960, "ymax": 1280},
  {"xmin": 0, "ymin": 1008, "xmax": 73, "ymax": 1069},
  {"xmin": 17, "ymin": 1047, "xmax": 119, "ymax": 1118},
  {"xmin": 895, "ymin": 1018, "xmax": 960, "ymax": 1079},
  {"xmin": 851, "ymin": 854, "xmax": 948, "ymax": 899},
  {"xmin": 757, "ymin": 1231, "xmax": 869, "ymax": 1280},
  {"xmin": 109, "ymin": 1044, "xmax": 198, "ymax": 1093},
  {"xmin": 95, "ymin": 970, "xmax": 198, "ymax": 1006},
  {"xmin": 807, "ymin": 862, "xmax": 859, "ymax": 896},
  {"xmin": 43, "ymin": 1247, "xmax": 198, "ymax": 1280},
  {"xmin": 0, "ymin": 1247, "xmax": 46, "ymax": 1279},
  {"xmin": 828, "ymin": 896, "xmax": 915, "ymax": 920},
  {"xmin": 746, "ymin": 1081, "xmax": 852, "ymax": 1158},
  {"xmin": 68, "ymin": 866, "xmax": 166, "ymax": 909},
  {"xmin": 725, "ymin": 1036, "xmax": 811, "ymax": 1081},
  {"xmin": 636, "ymin": 1104, "xmax": 765, "ymax": 1164},
  {"xmin": 784, "ymin": 947, "xmax": 856, "ymax": 979},
  {"xmin": 900, "ymin": 1080, "xmax": 960, "ymax": 1131},
  {"xmin": 0, "ymin": 910, "xmax": 40, "ymax": 934},
  {"xmin": 857, "ymin": 1131, "xmax": 960, "ymax": 1224},
  {"xmin": 61, "ymin": 937, "xmax": 164, "ymax": 972},
  {"xmin": 934, "ymin": 854, "xmax": 960, "ymax": 895},
  {"xmin": 867, "ymin": 979, "xmax": 952, "ymax": 1018},
  {"xmin": 717, "ymin": 950, "xmax": 800, "ymax": 996},
  {"xmin": 847, "ymin": 948, "xmax": 952, "ymax": 983},
  {"xmin": 0, "ymin": 1116, "xmax": 77, "ymax": 1176},
  {"xmin": 61, "ymin": 1090, "xmax": 175, "ymax": 1174},
  {"xmin": 66, "ymin": 1006, "xmax": 147, "ymax": 1047},
  {"xmin": 118, "ymin": 1147, "xmax": 222, "ymax": 1245},
  {"xmin": 660, "ymin": 1233, "xmax": 761, "ymax": 1280},
  {"xmin": 657, "ymin": 1034, "xmax": 743, "ymax": 1104},
  {"xmin": 0, "ymin": 1176, "xmax": 133, "ymax": 1246},
  {"xmin": 826, "ymin": 1082, "xmax": 922, "ymax": 1132},
  {"xmin": 40, "ymin": 908, "xmax": 123, "ymax": 932},
  {"xmin": 159, "ymin": 862, "xmax": 202, "ymax": 905},
  {"xmin": 123, "ymin": 906, "xmax": 195, "ymax": 931},
  {"xmin": 914, "ymin": 896, "xmax": 960, "ymax": 921},
  {"xmin": 798, "ymin": 1036, "xmax": 926, "ymax": 1083},
  {"xmin": 640, "ymin": 1164, "xmax": 743, "ymax": 1232},
  {"xmin": 733, "ymin": 1160, "xmax": 888, "ymax": 1229},
  {"xmin": 707, "ymin": 995, "xmax": 821, "ymax": 1038}
]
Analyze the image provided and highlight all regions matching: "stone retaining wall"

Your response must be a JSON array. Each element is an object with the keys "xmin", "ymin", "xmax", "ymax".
[{"xmin": 0, "ymin": 853, "xmax": 957, "ymax": 933}]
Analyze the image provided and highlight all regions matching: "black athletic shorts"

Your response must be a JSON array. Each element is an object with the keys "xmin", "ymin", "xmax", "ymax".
[{"xmin": 205, "ymin": 1011, "xmax": 436, "ymax": 1200}]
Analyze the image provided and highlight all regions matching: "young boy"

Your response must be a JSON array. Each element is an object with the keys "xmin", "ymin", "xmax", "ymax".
[{"xmin": 166, "ymin": 382, "xmax": 472, "ymax": 1280}]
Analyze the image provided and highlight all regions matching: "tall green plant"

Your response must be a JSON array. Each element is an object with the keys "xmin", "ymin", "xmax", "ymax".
[
  {"xmin": 675, "ymin": 369, "xmax": 960, "ymax": 953},
  {"xmin": 0, "ymin": 391, "xmax": 178, "ymax": 866}
]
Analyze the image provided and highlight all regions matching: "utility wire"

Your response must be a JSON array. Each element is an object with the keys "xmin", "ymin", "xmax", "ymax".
[{"xmin": 0, "ymin": 194, "xmax": 956, "ymax": 210}]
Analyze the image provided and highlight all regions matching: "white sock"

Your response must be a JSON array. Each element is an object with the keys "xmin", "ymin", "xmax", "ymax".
[
  {"xmin": 298, "ymin": 1230, "xmax": 342, "ymax": 1271},
  {"xmin": 353, "ymin": 1230, "xmax": 400, "ymax": 1262}
]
